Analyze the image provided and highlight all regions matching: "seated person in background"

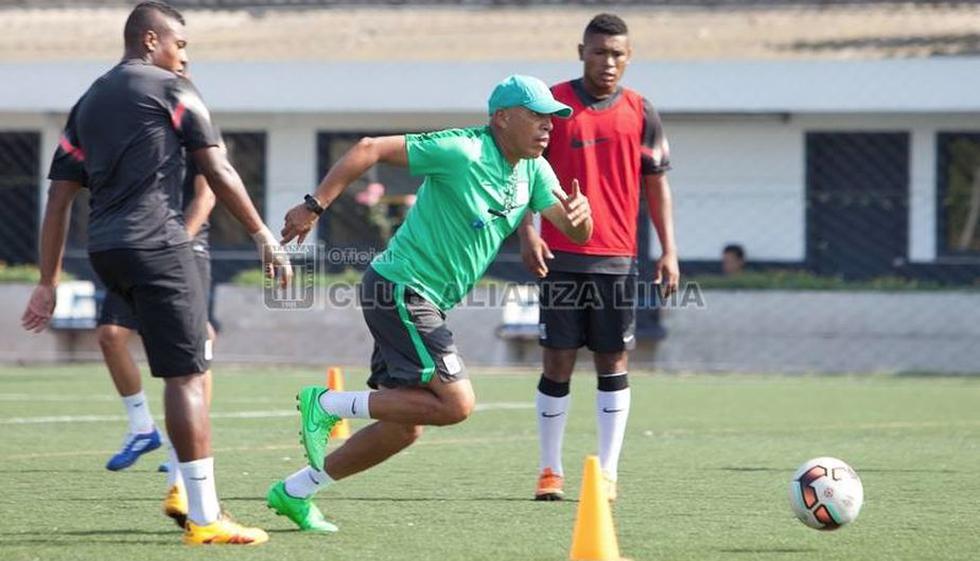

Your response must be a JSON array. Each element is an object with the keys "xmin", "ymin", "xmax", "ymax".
[{"xmin": 722, "ymin": 244, "xmax": 746, "ymax": 276}]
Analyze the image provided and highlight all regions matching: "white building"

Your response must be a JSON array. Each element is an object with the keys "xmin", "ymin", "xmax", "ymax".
[{"xmin": 2, "ymin": 58, "xmax": 980, "ymax": 282}]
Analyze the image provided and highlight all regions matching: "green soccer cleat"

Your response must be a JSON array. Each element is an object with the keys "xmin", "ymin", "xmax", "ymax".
[
  {"xmin": 296, "ymin": 386, "xmax": 339, "ymax": 472},
  {"xmin": 266, "ymin": 480, "xmax": 338, "ymax": 533}
]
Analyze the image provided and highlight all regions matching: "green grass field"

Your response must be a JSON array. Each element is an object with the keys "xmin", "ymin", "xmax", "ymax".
[{"xmin": 1, "ymin": 365, "xmax": 979, "ymax": 561}]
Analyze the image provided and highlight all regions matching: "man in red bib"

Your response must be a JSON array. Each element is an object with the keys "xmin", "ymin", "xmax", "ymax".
[{"xmin": 518, "ymin": 13, "xmax": 679, "ymax": 502}]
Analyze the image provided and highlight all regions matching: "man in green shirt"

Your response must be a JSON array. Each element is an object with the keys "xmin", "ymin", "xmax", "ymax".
[{"xmin": 265, "ymin": 75, "xmax": 593, "ymax": 531}]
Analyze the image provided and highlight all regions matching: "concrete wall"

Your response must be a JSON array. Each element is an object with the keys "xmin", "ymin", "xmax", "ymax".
[
  {"xmin": 1, "ymin": 285, "xmax": 62, "ymax": 362},
  {"xmin": 3, "ymin": 283, "xmax": 977, "ymax": 374},
  {"xmin": 212, "ymin": 285, "xmax": 980, "ymax": 374},
  {"xmin": 655, "ymin": 290, "xmax": 980, "ymax": 374}
]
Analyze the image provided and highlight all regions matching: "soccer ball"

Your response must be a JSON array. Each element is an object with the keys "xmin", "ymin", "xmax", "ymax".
[{"xmin": 788, "ymin": 457, "xmax": 863, "ymax": 530}]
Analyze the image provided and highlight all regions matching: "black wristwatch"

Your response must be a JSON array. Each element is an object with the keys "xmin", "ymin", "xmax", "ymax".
[{"xmin": 304, "ymin": 194, "xmax": 325, "ymax": 215}]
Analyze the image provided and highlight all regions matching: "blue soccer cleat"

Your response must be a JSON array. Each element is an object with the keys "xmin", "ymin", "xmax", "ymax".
[{"xmin": 106, "ymin": 429, "xmax": 162, "ymax": 471}]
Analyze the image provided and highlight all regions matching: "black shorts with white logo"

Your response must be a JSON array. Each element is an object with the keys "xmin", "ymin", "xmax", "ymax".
[
  {"xmin": 538, "ymin": 271, "xmax": 637, "ymax": 353},
  {"xmin": 89, "ymin": 243, "xmax": 210, "ymax": 377},
  {"xmin": 359, "ymin": 266, "xmax": 465, "ymax": 389}
]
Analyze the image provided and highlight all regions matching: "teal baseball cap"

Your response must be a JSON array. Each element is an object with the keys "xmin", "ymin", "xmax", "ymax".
[{"xmin": 488, "ymin": 75, "xmax": 573, "ymax": 119}]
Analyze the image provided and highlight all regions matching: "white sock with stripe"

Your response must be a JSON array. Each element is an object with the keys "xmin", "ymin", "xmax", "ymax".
[
  {"xmin": 597, "ymin": 372, "xmax": 631, "ymax": 481},
  {"xmin": 121, "ymin": 391, "xmax": 155, "ymax": 434},
  {"xmin": 179, "ymin": 457, "xmax": 221, "ymax": 526},
  {"xmin": 536, "ymin": 375, "xmax": 570, "ymax": 476},
  {"xmin": 318, "ymin": 390, "xmax": 373, "ymax": 419},
  {"xmin": 284, "ymin": 466, "xmax": 334, "ymax": 499}
]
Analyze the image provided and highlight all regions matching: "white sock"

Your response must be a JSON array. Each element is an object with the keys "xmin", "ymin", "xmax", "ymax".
[
  {"xmin": 597, "ymin": 374, "xmax": 631, "ymax": 481},
  {"xmin": 536, "ymin": 387, "xmax": 570, "ymax": 476},
  {"xmin": 179, "ymin": 457, "xmax": 221, "ymax": 526},
  {"xmin": 121, "ymin": 391, "xmax": 155, "ymax": 434},
  {"xmin": 318, "ymin": 390, "xmax": 373, "ymax": 419},
  {"xmin": 284, "ymin": 466, "xmax": 334, "ymax": 499},
  {"xmin": 166, "ymin": 444, "xmax": 183, "ymax": 488}
]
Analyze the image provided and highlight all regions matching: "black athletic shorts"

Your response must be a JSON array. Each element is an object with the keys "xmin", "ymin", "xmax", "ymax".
[
  {"xmin": 89, "ymin": 243, "xmax": 210, "ymax": 377},
  {"xmin": 538, "ymin": 271, "xmax": 637, "ymax": 353},
  {"xmin": 99, "ymin": 251, "xmax": 212, "ymax": 331},
  {"xmin": 359, "ymin": 266, "xmax": 466, "ymax": 389}
]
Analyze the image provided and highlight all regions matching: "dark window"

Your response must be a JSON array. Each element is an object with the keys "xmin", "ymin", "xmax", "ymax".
[
  {"xmin": 316, "ymin": 132, "xmax": 421, "ymax": 269},
  {"xmin": 805, "ymin": 132, "xmax": 909, "ymax": 279},
  {"xmin": 209, "ymin": 132, "xmax": 266, "ymax": 248},
  {"xmin": 937, "ymin": 133, "xmax": 980, "ymax": 256},
  {"xmin": 0, "ymin": 132, "xmax": 40, "ymax": 265}
]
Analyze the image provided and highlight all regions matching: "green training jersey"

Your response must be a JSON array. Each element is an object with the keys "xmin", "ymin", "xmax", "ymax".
[{"xmin": 371, "ymin": 126, "xmax": 560, "ymax": 310}]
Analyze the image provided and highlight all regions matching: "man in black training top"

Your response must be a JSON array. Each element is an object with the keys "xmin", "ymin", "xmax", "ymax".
[{"xmin": 21, "ymin": 1, "xmax": 289, "ymax": 545}]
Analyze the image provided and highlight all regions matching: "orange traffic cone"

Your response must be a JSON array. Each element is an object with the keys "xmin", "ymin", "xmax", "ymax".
[
  {"xmin": 570, "ymin": 456, "xmax": 627, "ymax": 561},
  {"xmin": 326, "ymin": 367, "xmax": 351, "ymax": 439}
]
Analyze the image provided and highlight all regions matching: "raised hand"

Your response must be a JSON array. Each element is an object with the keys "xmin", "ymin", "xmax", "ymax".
[
  {"xmin": 553, "ymin": 179, "xmax": 591, "ymax": 228},
  {"xmin": 281, "ymin": 203, "xmax": 319, "ymax": 245}
]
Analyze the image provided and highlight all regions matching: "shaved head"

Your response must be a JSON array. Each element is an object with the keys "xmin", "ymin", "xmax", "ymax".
[{"xmin": 123, "ymin": 1, "xmax": 185, "ymax": 52}]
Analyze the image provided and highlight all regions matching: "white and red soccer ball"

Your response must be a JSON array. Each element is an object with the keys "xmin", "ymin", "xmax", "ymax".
[{"xmin": 788, "ymin": 457, "xmax": 864, "ymax": 530}]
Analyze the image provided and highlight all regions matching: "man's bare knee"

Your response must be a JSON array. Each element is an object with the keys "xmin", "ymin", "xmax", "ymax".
[
  {"xmin": 594, "ymin": 351, "xmax": 628, "ymax": 375},
  {"xmin": 425, "ymin": 377, "xmax": 476, "ymax": 426},
  {"xmin": 97, "ymin": 325, "xmax": 129, "ymax": 352},
  {"xmin": 543, "ymin": 348, "xmax": 577, "ymax": 383},
  {"xmin": 440, "ymin": 389, "xmax": 475, "ymax": 425}
]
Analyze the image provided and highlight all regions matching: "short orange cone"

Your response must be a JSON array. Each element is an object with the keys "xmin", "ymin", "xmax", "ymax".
[
  {"xmin": 326, "ymin": 367, "xmax": 351, "ymax": 439},
  {"xmin": 569, "ymin": 456, "xmax": 626, "ymax": 561}
]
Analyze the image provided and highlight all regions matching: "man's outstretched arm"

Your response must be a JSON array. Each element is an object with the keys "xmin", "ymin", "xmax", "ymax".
[{"xmin": 281, "ymin": 136, "xmax": 407, "ymax": 244}]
